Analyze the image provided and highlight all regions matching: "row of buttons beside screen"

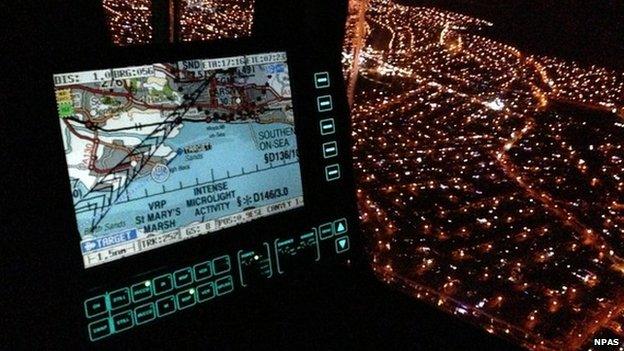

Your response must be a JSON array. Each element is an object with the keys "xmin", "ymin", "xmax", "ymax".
[
  {"xmin": 88, "ymin": 276, "xmax": 234, "ymax": 341},
  {"xmin": 84, "ymin": 218, "xmax": 350, "ymax": 341},
  {"xmin": 85, "ymin": 255, "xmax": 234, "ymax": 341},
  {"xmin": 314, "ymin": 72, "xmax": 341, "ymax": 182},
  {"xmin": 84, "ymin": 255, "xmax": 231, "ymax": 318}
]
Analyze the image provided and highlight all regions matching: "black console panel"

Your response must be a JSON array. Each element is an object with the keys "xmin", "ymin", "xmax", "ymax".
[{"xmin": 8, "ymin": 0, "xmax": 359, "ymax": 347}]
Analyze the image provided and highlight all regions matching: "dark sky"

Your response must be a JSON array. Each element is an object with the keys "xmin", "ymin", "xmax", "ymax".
[{"xmin": 406, "ymin": 0, "xmax": 624, "ymax": 69}]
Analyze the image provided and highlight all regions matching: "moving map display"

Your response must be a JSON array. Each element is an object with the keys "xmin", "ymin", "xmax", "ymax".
[{"xmin": 53, "ymin": 52, "xmax": 304, "ymax": 268}]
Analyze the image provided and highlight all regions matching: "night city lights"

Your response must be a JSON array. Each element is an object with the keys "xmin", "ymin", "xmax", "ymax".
[
  {"xmin": 178, "ymin": 0, "xmax": 254, "ymax": 42},
  {"xmin": 102, "ymin": 0, "xmax": 254, "ymax": 44},
  {"xmin": 103, "ymin": 0, "xmax": 153, "ymax": 45},
  {"xmin": 345, "ymin": 0, "xmax": 624, "ymax": 350}
]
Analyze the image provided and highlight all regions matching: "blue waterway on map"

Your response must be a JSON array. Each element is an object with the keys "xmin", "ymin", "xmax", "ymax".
[{"xmin": 74, "ymin": 121, "xmax": 303, "ymax": 240}]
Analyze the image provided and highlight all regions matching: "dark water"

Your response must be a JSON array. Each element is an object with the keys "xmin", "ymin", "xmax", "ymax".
[{"xmin": 403, "ymin": 0, "xmax": 624, "ymax": 70}]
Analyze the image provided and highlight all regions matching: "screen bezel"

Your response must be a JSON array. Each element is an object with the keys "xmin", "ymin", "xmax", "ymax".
[
  {"xmin": 50, "ymin": 42, "xmax": 317, "ymax": 275},
  {"xmin": 53, "ymin": 49, "xmax": 306, "ymax": 270}
]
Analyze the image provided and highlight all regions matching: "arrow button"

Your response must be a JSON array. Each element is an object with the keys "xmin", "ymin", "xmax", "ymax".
[
  {"xmin": 335, "ymin": 236, "xmax": 350, "ymax": 253},
  {"xmin": 333, "ymin": 218, "xmax": 348, "ymax": 235}
]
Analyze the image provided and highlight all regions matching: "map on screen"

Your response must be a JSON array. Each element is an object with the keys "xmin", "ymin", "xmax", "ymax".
[{"xmin": 53, "ymin": 52, "xmax": 304, "ymax": 268}]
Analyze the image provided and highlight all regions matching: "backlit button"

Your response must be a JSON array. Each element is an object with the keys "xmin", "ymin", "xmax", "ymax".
[
  {"xmin": 335, "ymin": 236, "xmax": 350, "ymax": 253},
  {"xmin": 318, "ymin": 222, "xmax": 334, "ymax": 240},
  {"xmin": 325, "ymin": 164, "xmax": 341, "ymax": 181},
  {"xmin": 156, "ymin": 295, "xmax": 176, "ymax": 317},
  {"xmin": 112, "ymin": 311, "xmax": 133, "ymax": 333},
  {"xmin": 88, "ymin": 318, "xmax": 112, "ymax": 341},
  {"xmin": 153, "ymin": 274, "xmax": 173, "ymax": 295},
  {"xmin": 193, "ymin": 261, "xmax": 212, "ymax": 281},
  {"xmin": 84, "ymin": 295, "xmax": 107, "ymax": 318},
  {"xmin": 319, "ymin": 118, "xmax": 335, "ymax": 136},
  {"xmin": 334, "ymin": 218, "xmax": 348, "ymax": 235},
  {"xmin": 131, "ymin": 281, "xmax": 152, "ymax": 303},
  {"xmin": 314, "ymin": 72, "xmax": 330, "ymax": 89},
  {"xmin": 322, "ymin": 141, "xmax": 338, "ymax": 158},
  {"xmin": 134, "ymin": 303, "xmax": 156, "ymax": 325},
  {"xmin": 215, "ymin": 276, "xmax": 234, "ymax": 296},
  {"xmin": 174, "ymin": 268, "xmax": 193, "ymax": 288},
  {"xmin": 197, "ymin": 282, "xmax": 216, "ymax": 302},
  {"xmin": 317, "ymin": 95, "xmax": 333, "ymax": 112},
  {"xmin": 176, "ymin": 289, "xmax": 196, "ymax": 310},
  {"xmin": 212, "ymin": 255, "xmax": 231, "ymax": 275},
  {"xmin": 108, "ymin": 288, "xmax": 130, "ymax": 309}
]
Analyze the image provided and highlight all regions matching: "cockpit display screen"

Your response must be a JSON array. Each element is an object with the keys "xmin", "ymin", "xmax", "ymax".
[{"xmin": 53, "ymin": 52, "xmax": 304, "ymax": 268}]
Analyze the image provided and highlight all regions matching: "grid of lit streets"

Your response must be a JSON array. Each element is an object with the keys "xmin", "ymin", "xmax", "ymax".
[
  {"xmin": 102, "ymin": 0, "xmax": 254, "ymax": 45},
  {"xmin": 344, "ymin": 0, "xmax": 624, "ymax": 350}
]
